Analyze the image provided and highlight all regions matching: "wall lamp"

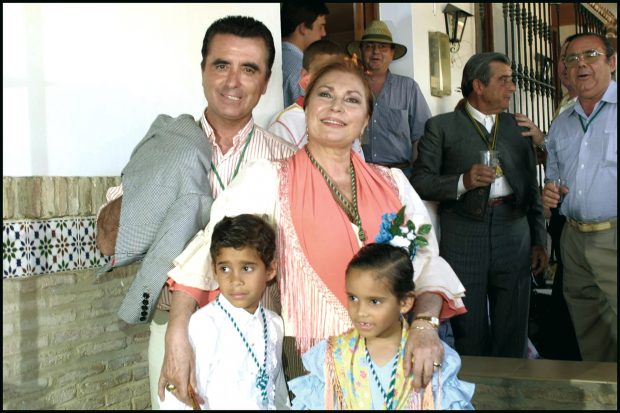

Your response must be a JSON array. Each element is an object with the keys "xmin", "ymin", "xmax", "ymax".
[{"xmin": 443, "ymin": 3, "xmax": 473, "ymax": 53}]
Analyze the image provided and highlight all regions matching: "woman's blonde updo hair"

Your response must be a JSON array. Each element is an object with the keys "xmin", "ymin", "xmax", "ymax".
[{"xmin": 303, "ymin": 58, "xmax": 374, "ymax": 119}]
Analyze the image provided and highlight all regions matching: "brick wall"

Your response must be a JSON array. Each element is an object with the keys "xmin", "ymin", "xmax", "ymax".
[
  {"xmin": 3, "ymin": 177, "xmax": 152, "ymax": 410},
  {"xmin": 3, "ymin": 177, "xmax": 119, "ymax": 220}
]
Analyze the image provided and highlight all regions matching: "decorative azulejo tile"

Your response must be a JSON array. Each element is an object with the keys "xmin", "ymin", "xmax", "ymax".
[{"xmin": 2, "ymin": 217, "xmax": 110, "ymax": 278}]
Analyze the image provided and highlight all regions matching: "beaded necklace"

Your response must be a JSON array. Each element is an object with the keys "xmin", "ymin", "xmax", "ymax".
[
  {"xmin": 215, "ymin": 296, "xmax": 269, "ymax": 406},
  {"xmin": 365, "ymin": 339, "xmax": 399, "ymax": 410},
  {"xmin": 464, "ymin": 108, "xmax": 503, "ymax": 176},
  {"xmin": 464, "ymin": 108, "xmax": 499, "ymax": 149},
  {"xmin": 304, "ymin": 146, "xmax": 366, "ymax": 242},
  {"xmin": 210, "ymin": 127, "xmax": 255, "ymax": 191},
  {"xmin": 578, "ymin": 101, "xmax": 606, "ymax": 133}
]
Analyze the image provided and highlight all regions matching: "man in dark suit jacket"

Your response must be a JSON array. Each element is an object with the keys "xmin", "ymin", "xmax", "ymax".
[{"xmin": 410, "ymin": 52, "xmax": 548, "ymax": 358}]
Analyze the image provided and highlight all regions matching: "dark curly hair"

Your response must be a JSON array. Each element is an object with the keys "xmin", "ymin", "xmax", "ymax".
[{"xmin": 210, "ymin": 214, "xmax": 276, "ymax": 267}]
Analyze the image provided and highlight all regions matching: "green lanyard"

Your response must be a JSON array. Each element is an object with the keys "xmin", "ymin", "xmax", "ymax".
[
  {"xmin": 465, "ymin": 108, "xmax": 499, "ymax": 150},
  {"xmin": 578, "ymin": 102, "xmax": 606, "ymax": 133},
  {"xmin": 210, "ymin": 127, "xmax": 254, "ymax": 191}
]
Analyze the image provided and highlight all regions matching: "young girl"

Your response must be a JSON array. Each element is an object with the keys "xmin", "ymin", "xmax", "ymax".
[{"xmin": 288, "ymin": 243, "xmax": 475, "ymax": 409}]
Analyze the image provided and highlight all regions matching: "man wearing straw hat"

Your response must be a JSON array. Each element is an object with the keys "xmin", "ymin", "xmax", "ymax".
[{"xmin": 347, "ymin": 20, "xmax": 432, "ymax": 179}]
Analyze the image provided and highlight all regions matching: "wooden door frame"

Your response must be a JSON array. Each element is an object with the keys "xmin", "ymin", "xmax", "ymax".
[{"xmin": 353, "ymin": 3, "xmax": 379, "ymax": 39}]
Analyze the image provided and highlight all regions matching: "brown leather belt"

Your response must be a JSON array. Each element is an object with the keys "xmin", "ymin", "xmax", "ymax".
[
  {"xmin": 567, "ymin": 218, "xmax": 616, "ymax": 233},
  {"xmin": 488, "ymin": 194, "xmax": 515, "ymax": 207}
]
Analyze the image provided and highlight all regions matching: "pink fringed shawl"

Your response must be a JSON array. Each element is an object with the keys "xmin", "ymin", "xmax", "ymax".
[{"xmin": 277, "ymin": 150, "xmax": 402, "ymax": 353}]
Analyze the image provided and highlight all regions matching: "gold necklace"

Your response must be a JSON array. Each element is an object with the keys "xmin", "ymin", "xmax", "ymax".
[
  {"xmin": 464, "ymin": 108, "xmax": 503, "ymax": 176},
  {"xmin": 464, "ymin": 107, "xmax": 499, "ymax": 149},
  {"xmin": 305, "ymin": 146, "xmax": 366, "ymax": 242}
]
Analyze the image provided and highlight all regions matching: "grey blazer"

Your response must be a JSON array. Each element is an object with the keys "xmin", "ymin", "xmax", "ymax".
[
  {"xmin": 411, "ymin": 108, "xmax": 546, "ymax": 247},
  {"xmin": 107, "ymin": 114, "xmax": 214, "ymax": 324}
]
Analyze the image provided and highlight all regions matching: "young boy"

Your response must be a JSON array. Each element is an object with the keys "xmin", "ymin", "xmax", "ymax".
[{"xmin": 160, "ymin": 214, "xmax": 289, "ymax": 410}]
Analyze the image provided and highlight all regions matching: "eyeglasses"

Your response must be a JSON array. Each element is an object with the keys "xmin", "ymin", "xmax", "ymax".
[
  {"xmin": 563, "ymin": 49, "xmax": 606, "ymax": 67},
  {"xmin": 362, "ymin": 42, "xmax": 391, "ymax": 52}
]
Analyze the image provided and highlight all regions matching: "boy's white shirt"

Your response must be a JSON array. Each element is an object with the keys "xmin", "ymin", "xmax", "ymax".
[{"xmin": 159, "ymin": 294, "xmax": 289, "ymax": 410}]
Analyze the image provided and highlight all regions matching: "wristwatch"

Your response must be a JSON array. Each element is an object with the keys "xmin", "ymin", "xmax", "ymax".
[
  {"xmin": 413, "ymin": 315, "xmax": 440, "ymax": 329},
  {"xmin": 535, "ymin": 135, "xmax": 548, "ymax": 151}
]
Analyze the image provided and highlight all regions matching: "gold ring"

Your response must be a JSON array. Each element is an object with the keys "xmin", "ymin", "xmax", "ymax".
[
  {"xmin": 433, "ymin": 361, "xmax": 442, "ymax": 368},
  {"xmin": 165, "ymin": 383, "xmax": 177, "ymax": 392}
]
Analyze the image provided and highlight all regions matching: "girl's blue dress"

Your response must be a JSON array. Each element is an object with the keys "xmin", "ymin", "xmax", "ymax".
[{"xmin": 289, "ymin": 339, "xmax": 475, "ymax": 410}]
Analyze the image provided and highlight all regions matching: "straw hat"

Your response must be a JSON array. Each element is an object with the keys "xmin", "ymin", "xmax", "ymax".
[{"xmin": 347, "ymin": 20, "xmax": 407, "ymax": 60}]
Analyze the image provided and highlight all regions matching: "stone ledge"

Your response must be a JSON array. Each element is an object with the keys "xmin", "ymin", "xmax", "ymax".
[
  {"xmin": 461, "ymin": 356, "xmax": 617, "ymax": 384},
  {"xmin": 460, "ymin": 356, "xmax": 617, "ymax": 409}
]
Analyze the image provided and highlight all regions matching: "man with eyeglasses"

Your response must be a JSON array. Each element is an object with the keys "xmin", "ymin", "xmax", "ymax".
[
  {"xmin": 542, "ymin": 32, "xmax": 617, "ymax": 362},
  {"xmin": 347, "ymin": 20, "xmax": 432, "ymax": 179},
  {"xmin": 411, "ymin": 52, "xmax": 548, "ymax": 359},
  {"xmin": 531, "ymin": 37, "xmax": 581, "ymax": 362}
]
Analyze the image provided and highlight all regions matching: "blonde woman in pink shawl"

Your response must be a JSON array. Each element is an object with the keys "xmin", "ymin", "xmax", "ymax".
[{"xmin": 161, "ymin": 60, "xmax": 467, "ymax": 407}]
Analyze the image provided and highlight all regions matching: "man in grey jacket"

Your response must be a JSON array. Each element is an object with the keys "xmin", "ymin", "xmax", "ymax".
[{"xmin": 96, "ymin": 15, "xmax": 295, "ymax": 408}]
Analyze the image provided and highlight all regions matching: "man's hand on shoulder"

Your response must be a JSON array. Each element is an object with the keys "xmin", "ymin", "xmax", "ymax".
[{"xmin": 514, "ymin": 113, "xmax": 544, "ymax": 145}]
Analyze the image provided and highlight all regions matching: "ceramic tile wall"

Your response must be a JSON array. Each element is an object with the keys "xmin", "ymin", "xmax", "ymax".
[{"xmin": 3, "ymin": 216, "xmax": 110, "ymax": 278}]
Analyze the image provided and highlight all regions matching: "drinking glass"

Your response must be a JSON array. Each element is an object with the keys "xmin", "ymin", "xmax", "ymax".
[
  {"xmin": 550, "ymin": 178, "xmax": 566, "ymax": 203},
  {"xmin": 480, "ymin": 150, "xmax": 500, "ymax": 167}
]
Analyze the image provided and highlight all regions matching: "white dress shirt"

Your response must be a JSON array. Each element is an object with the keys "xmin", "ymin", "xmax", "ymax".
[
  {"xmin": 201, "ymin": 113, "xmax": 296, "ymax": 199},
  {"xmin": 159, "ymin": 294, "xmax": 289, "ymax": 410}
]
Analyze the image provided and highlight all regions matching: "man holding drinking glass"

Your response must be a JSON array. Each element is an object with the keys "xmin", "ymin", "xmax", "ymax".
[
  {"xmin": 411, "ymin": 52, "xmax": 548, "ymax": 358},
  {"xmin": 542, "ymin": 32, "xmax": 617, "ymax": 362}
]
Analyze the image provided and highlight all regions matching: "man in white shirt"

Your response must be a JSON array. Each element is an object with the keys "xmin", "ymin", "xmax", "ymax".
[
  {"xmin": 528, "ymin": 36, "xmax": 581, "ymax": 361},
  {"xmin": 542, "ymin": 32, "xmax": 617, "ymax": 362}
]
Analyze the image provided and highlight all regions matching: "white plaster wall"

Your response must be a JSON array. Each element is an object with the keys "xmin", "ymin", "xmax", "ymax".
[
  {"xmin": 379, "ymin": 3, "xmax": 476, "ymax": 117},
  {"xmin": 3, "ymin": 3, "xmax": 282, "ymax": 176}
]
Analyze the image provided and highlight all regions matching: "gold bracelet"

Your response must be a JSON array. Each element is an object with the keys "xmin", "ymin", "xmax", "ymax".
[
  {"xmin": 412, "ymin": 316, "xmax": 440, "ymax": 329},
  {"xmin": 413, "ymin": 325, "xmax": 437, "ymax": 330}
]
